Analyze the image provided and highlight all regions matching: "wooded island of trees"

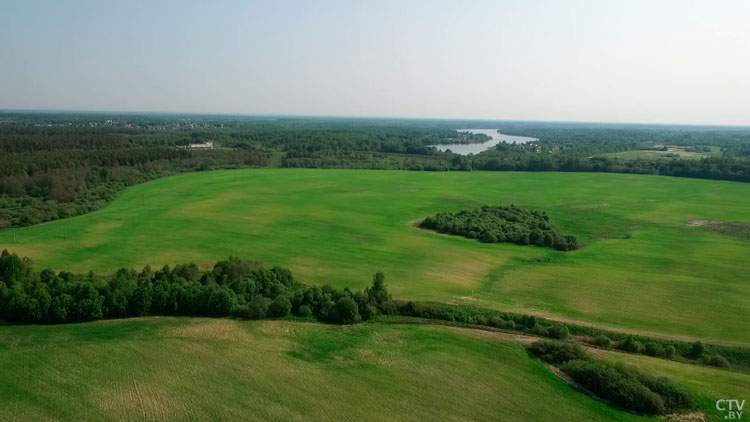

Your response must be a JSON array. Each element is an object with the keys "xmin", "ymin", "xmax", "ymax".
[{"xmin": 420, "ymin": 205, "xmax": 580, "ymax": 251}]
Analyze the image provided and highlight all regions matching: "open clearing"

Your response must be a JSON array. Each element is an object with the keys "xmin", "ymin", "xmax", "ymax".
[
  {"xmin": 3, "ymin": 317, "xmax": 748, "ymax": 422},
  {"xmin": 596, "ymin": 146, "xmax": 722, "ymax": 160},
  {"xmin": 1, "ymin": 169, "xmax": 749, "ymax": 343}
]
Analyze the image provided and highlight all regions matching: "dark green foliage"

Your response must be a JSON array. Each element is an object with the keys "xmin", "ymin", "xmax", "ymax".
[
  {"xmin": 706, "ymin": 354, "xmax": 730, "ymax": 368},
  {"xmin": 0, "ymin": 252, "xmax": 388, "ymax": 327},
  {"xmin": 687, "ymin": 342, "xmax": 705, "ymax": 359},
  {"xmin": 547, "ymin": 324, "xmax": 569, "ymax": 340},
  {"xmin": 420, "ymin": 205, "xmax": 579, "ymax": 251},
  {"xmin": 268, "ymin": 295, "xmax": 292, "ymax": 317},
  {"xmin": 527, "ymin": 340, "xmax": 586, "ymax": 364},
  {"xmin": 330, "ymin": 297, "xmax": 361, "ymax": 324},
  {"xmin": 621, "ymin": 336, "xmax": 643, "ymax": 353},
  {"xmin": 559, "ymin": 360, "xmax": 694, "ymax": 415},
  {"xmin": 529, "ymin": 323, "xmax": 549, "ymax": 336},
  {"xmin": 594, "ymin": 335, "xmax": 612, "ymax": 348},
  {"xmin": 296, "ymin": 304, "xmax": 313, "ymax": 317}
]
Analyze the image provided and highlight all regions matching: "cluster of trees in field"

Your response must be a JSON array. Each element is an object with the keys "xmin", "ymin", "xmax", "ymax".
[
  {"xmin": 528, "ymin": 340, "xmax": 695, "ymax": 415},
  {"xmin": 0, "ymin": 251, "xmax": 390, "ymax": 325},
  {"xmin": 420, "ymin": 205, "xmax": 580, "ymax": 251}
]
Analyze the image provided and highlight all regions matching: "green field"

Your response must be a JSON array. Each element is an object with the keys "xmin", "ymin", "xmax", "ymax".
[
  {"xmin": 2, "ymin": 169, "xmax": 749, "ymax": 343},
  {"xmin": 1, "ymin": 318, "xmax": 745, "ymax": 422},
  {"xmin": 596, "ymin": 146, "xmax": 722, "ymax": 160}
]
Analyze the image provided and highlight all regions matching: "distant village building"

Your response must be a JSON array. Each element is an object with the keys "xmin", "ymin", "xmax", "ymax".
[{"xmin": 183, "ymin": 141, "xmax": 214, "ymax": 150}]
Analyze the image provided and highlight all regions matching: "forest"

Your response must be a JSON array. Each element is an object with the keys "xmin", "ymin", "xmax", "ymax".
[{"xmin": 1, "ymin": 112, "xmax": 750, "ymax": 229}]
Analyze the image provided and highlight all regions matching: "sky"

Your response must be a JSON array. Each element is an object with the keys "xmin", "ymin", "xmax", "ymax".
[{"xmin": 1, "ymin": 0, "xmax": 749, "ymax": 125}]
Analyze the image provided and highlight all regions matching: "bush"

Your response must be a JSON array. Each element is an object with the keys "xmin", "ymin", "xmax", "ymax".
[
  {"xmin": 594, "ymin": 335, "xmax": 612, "ymax": 348},
  {"xmin": 706, "ymin": 354, "xmax": 730, "ymax": 368},
  {"xmin": 547, "ymin": 324, "xmax": 569, "ymax": 340},
  {"xmin": 527, "ymin": 340, "xmax": 587, "ymax": 364},
  {"xmin": 644, "ymin": 341, "xmax": 664, "ymax": 357},
  {"xmin": 663, "ymin": 345, "xmax": 676, "ymax": 359},
  {"xmin": 529, "ymin": 323, "xmax": 549, "ymax": 337},
  {"xmin": 560, "ymin": 360, "xmax": 694, "ymax": 415},
  {"xmin": 621, "ymin": 336, "xmax": 642, "ymax": 353},
  {"xmin": 489, "ymin": 317, "xmax": 515, "ymax": 330},
  {"xmin": 687, "ymin": 342, "xmax": 704, "ymax": 359}
]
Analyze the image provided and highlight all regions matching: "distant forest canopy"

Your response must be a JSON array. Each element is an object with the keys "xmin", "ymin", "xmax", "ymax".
[
  {"xmin": 1, "ymin": 112, "xmax": 749, "ymax": 228},
  {"xmin": 420, "ymin": 205, "xmax": 580, "ymax": 251}
]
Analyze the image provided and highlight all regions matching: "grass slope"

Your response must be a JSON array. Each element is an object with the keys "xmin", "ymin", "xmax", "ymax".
[
  {"xmin": 1, "ymin": 169, "xmax": 749, "ymax": 343},
  {"xmin": 0, "ymin": 318, "xmax": 651, "ymax": 422}
]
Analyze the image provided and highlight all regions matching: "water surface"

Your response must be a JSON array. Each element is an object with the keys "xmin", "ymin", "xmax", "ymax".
[{"xmin": 434, "ymin": 129, "xmax": 537, "ymax": 155}]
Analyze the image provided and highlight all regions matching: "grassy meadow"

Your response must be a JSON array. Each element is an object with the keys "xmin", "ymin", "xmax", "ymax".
[
  {"xmin": 1, "ymin": 318, "xmax": 746, "ymax": 422},
  {"xmin": 0, "ymin": 318, "xmax": 654, "ymax": 422},
  {"xmin": 1, "ymin": 169, "xmax": 749, "ymax": 343}
]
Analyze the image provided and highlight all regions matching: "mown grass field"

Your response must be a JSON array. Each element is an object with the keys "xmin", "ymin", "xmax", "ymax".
[
  {"xmin": 1, "ymin": 169, "xmax": 749, "ymax": 343},
  {"xmin": 1, "ymin": 318, "xmax": 745, "ymax": 422}
]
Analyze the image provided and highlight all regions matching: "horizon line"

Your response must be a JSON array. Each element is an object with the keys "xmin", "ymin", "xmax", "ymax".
[{"xmin": 1, "ymin": 108, "xmax": 749, "ymax": 129}]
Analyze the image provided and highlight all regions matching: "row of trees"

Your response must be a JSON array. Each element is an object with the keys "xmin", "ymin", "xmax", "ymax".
[
  {"xmin": 0, "ymin": 251, "xmax": 390, "ymax": 325},
  {"xmin": 528, "ymin": 340, "xmax": 695, "ymax": 415},
  {"xmin": 1, "ymin": 249, "xmax": 747, "ymax": 371},
  {"xmin": 420, "ymin": 205, "xmax": 580, "ymax": 251}
]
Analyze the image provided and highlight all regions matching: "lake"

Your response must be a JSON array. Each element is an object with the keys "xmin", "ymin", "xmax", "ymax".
[{"xmin": 433, "ymin": 129, "xmax": 537, "ymax": 155}]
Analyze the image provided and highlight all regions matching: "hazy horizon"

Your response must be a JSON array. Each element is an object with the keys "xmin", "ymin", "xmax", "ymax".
[{"xmin": 2, "ymin": 0, "xmax": 749, "ymax": 126}]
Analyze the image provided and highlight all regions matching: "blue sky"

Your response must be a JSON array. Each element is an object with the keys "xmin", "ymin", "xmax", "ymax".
[{"xmin": 2, "ymin": 0, "xmax": 749, "ymax": 124}]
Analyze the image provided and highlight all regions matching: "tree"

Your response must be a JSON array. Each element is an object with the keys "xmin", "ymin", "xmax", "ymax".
[
  {"xmin": 248, "ymin": 295, "xmax": 270, "ymax": 319},
  {"xmin": 207, "ymin": 286, "xmax": 238, "ymax": 316},
  {"xmin": 330, "ymin": 297, "xmax": 360, "ymax": 324},
  {"xmin": 480, "ymin": 231, "xmax": 498, "ymax": 243},
  {"xmin": 268, "ymin": 294, "xmax": 291, "ymax": 317}
]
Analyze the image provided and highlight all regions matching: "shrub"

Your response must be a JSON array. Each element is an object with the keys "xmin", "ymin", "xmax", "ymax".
[
  {"xmin": 529, "ymin": 323, "xmax": 549, "ymax": 337},
  {"xmin": 490, "ymin": 317, "xmax": 515, "ymax": 330},
  {"xmin": 706, "ymin": 354, "xmax": 730, "ymax": 368},
  {"xmin": 687, "ymin": 342, "xmax": 705, "ymax": 359},
  {"xmin": 663, "ymin": 345, "xmax": 676, "ymax": 359},
  {"xmin": 560, "ymin": 360, "xmax": 694, "ymax": 414},
  {"xmin": 561, "ymin": 360, "xmax": 665, "ymax": 414},
  {"xmin": 527, "ymin": 340, "xmax": 587, "ymax": 364},
  {"xmin": 594, "ymin": 335, "xmax": 612, "ymax": 348},
  {"xmin": 644, "ymin": 342, "xmax": 664, "ymax": 357},
  {"xmin": 547, "ymin": 324, "xmax": 569, "ymax": 340},
  {"xmin": 621, "ymin": 336, "xmax": 642, "ymax": 353}
]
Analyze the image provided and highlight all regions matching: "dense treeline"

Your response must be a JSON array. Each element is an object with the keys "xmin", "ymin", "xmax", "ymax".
[
  {"xmin": 528, "ymin": 340, "xmax": 695, "ymax": 415},
  {"xmin": 2, "ymin": 249, "xmax": 749, "ymax": 372},
  {"xmin": 420, "ymin": 205, "xmax": 580, "ymax": 251},
  {"xmin": 0, "ymin": 250, "xmax": 392, "ymax": 325}
]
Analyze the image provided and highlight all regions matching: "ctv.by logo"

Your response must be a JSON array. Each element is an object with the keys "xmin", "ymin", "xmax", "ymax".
[{"xmin": 717, "ymin": 399, "xmax": 745, "ymax": 420}]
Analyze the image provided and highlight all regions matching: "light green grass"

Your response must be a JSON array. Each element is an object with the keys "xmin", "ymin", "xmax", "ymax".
[
  {"xmin": 1, "ymin": 169, "xmax": 749, "ymax": 343},
  {"xmin": 596, "ymin": 146, "xmax": 722, "ymax": 160},
  {"xmin": 0, "ymin": 318, "xmax": 653, "ymax": 422}
]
